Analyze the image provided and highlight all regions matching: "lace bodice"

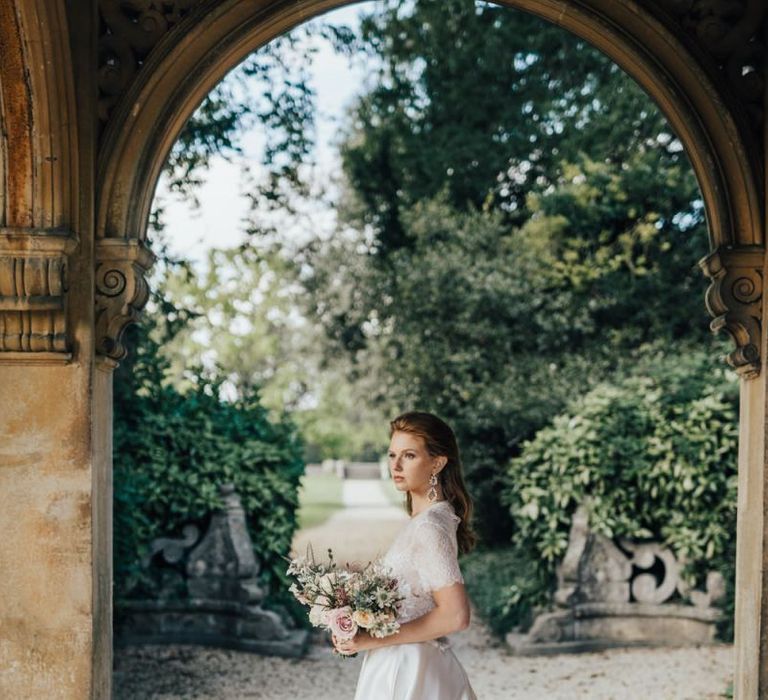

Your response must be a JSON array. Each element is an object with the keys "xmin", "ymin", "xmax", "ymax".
[{"xmin": 383, "ymin": 500, "xmax": 464, "ymax": 625}]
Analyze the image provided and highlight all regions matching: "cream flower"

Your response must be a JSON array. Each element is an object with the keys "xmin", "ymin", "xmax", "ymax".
[
  {"xmin": 309, "ymin": 605, "xmax": 329, "ymax": 627},
  {"xmin": 352, "ymin": 609, "xmax": 375, "ymax": 629},
  {"xmin": 318, "ymin": 572, "xmax": 337, "ymax": 592}
]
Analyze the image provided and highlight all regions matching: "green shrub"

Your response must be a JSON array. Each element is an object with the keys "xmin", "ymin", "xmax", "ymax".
[
  {"xmin": 502, "ymin": 351, "xmax": 738, "ymax": 635},
  {"xmin": 113, "ymin": 318, "xmax": 305, "ymax": 602},
  {"xmin": 461, "ymin": 547, "xmax": 553, "ymax": 636}
]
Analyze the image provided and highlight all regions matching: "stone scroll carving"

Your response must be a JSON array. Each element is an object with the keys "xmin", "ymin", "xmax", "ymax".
[
  {"xmin": 0, "ymin": 229, "xmax": 78, "ymax": 359},
  {"xmin": 648, "ymin": 0, "xmax": 766, "ymax": 138},
  {"xmin": 699, "ymin": 245, "xmax": 763, "ymax": 379},
  {"xmin": 556, "ymin": 508, "xmax": 688, "ymax": 609},
  {"xmin": 141, "ymin": 524, "xmax": 200, "ymax": 568},
  {"xmin": 621, "ymin": 540, "xmax": 680, "ymax": 605},
  {"xmin": 95, "ymin": 238, "xmax": 155, "ymax": 363},
  {"xmin": 98, "ymin": 0, "xmax": 202, "ymax": 125}
]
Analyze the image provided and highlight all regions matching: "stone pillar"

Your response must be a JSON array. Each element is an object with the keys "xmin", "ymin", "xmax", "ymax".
[
  {"xmin": 700, "ymin": 248, "xmax": 766, "ymax": 700},
  {"xmin": 0, "ymin": 359, "xmax": 96, "ymax": 699},
  {"xmin": 0, "ymin": 2, "xmax": 105, "ymax": 698},
  {"xmin": 91, "ymin": 361, "xmax": 115, "ymax": 699},
  {"xmin": 732, "ymin": 373, "xmax": 766, "ymax": 698},
  {"xmin": 0, "ymin": 231, "xmax": 99, "ymax": 700},
  {"xmin": 759, "ymin": 56, "xmax": 768, "ymax": 698}
]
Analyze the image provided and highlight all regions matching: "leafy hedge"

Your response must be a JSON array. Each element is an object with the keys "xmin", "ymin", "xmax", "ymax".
[
  {"xmin": 501, "ymin": 351, "xmax": 738, "ymax": 635},
  {"xmin": 460, "ymin": 547, "xmax": 553, "ymax": 636},
  {"xmin": 113, "ymin": 317, "xmax": 305, "ymax": 602}
]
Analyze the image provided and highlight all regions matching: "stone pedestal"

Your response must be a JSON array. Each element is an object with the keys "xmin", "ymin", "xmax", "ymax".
[
  {"xmin": 114, "ymin": 484, "xmax": 309, "ymax": 658},
  {"xmin": 507, "ymin": 505, "xmax": 724, "ymax": 655}
]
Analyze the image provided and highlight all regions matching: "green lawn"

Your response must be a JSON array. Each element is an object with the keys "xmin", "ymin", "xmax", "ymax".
[
  {"xmin": 380, "ymin": 477, "xmax": 405, "ymax": 508},
  {"xmin": 296, "ymin": 472, "xmax": 344, "ymax": 530}
]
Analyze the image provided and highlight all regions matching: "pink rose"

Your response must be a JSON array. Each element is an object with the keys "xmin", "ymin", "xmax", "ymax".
[{"xmin": 327, "ymin": 606, "xmax": 358, "ymax": 640}]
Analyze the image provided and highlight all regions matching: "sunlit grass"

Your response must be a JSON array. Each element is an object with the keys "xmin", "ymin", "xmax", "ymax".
[
  {"xmin": 296, "ymin": 472, "xmax": 344, "ymax": 530},
  {"xmin": 380, "ymin": 477, "xmax": 405, "ymax": 509}
]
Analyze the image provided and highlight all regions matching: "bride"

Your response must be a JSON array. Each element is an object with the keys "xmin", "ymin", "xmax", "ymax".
[{"xmin": 333, "ymin": 410, "xmax": 478, "ymax": 700}]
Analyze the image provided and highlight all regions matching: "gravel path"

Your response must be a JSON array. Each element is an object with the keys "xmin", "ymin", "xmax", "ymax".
[
  {"xmin": 113, "ymin": 623, "xmax": 733, "ymax": 699},
  {"xmin": 114, "ymin": 480, "xmax": 734, "ymax": 699}
]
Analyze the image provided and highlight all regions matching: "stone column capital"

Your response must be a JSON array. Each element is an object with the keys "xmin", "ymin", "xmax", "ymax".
[
  {"xmin": 95, "ymin": 237, "xmax": 155, "ymax": 364},
  {"xmin": 699, "ymin": 245, "xmax": 764, "ymax": 378},
  {"xmin": 0, "ymin": 228, "xmax": 79, "ymax": 362}
]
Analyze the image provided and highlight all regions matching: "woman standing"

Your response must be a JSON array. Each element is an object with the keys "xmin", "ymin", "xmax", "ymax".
[{"xmin": 333, "ymin": 410, "xmax": 478, "ymax": 700}]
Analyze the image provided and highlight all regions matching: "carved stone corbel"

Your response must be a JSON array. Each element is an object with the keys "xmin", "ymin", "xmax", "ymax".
[
  {"xmin": 95, "ymin": 238, "xmax": 155, "ymax": 364},
  {"xmin": 699, "ymin": 245, "xmax": 764, "ymax": 378},
  {"xmin": 0, "ymin": 228, "xmax": 78, "ymax": 361}
]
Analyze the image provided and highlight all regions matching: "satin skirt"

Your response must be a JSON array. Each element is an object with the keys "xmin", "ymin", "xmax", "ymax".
[{"xmin": 353, "ymin": 640, "xmax": 477, "ymax": 700}]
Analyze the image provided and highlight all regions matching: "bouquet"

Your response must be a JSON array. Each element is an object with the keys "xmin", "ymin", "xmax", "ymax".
[{"xmin": 286, "ymin": 548, "xmax": 403, "ymax": 657}]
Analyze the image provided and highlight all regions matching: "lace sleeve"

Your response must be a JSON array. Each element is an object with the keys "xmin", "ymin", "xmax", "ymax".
[{"xmin": 413, "ymin": 519, "xmax": 464, "ymax": 593}]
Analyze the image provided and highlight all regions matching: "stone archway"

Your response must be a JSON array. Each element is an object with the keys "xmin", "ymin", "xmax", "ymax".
[
  {"xmin": 0, "ymin": 1, "xmax": 765, "ymax": 698},
  {"xmin": 96, "ymin": 4, "xmax": 765, "ymax": 691}
]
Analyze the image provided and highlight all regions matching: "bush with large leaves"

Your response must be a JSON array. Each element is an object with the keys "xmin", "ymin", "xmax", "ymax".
[{"xmin": 502, "ymin": 351, "xmax": 738, "ymax": 635}]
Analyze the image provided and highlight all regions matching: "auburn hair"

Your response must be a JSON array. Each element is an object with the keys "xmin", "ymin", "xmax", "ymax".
[{"xmin": 389, "ymin": 410, "xmax": 477, "ymax": 555}]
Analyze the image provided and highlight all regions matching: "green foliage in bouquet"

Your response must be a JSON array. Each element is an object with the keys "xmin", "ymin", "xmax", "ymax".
[
  {"xmin": 113, "ymin": 297, "xmax": 305, "ymax": 602},
  {"xmin": 502, "ymin": 351, "xmax": 738, "ymax": 637}
]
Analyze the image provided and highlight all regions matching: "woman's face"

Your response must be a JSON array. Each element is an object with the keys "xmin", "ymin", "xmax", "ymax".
[{"xmin": 387, "ymin": 430, "xmax": 446, "ymax": 495}]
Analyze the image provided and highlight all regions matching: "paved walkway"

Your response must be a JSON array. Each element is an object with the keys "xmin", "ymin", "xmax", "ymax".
[{"xmin": 291, "ymin": 479, "xmax": 407, "ymax": 565}]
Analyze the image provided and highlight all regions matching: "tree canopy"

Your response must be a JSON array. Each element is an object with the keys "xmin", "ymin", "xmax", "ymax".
[{"xmin": 297, "ymin": 0, "xmax": 715, "ymax": 541}]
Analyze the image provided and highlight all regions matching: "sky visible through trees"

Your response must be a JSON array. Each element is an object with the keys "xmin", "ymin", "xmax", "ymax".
[{"xmin": 154, "ymin": 4, "xmax": 373, "ymax": 268}]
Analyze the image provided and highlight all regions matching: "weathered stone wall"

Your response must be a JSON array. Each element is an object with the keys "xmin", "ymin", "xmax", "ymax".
[{"xmin": 0, "ymin": 366, "xmax": 95, "ymax": 698}]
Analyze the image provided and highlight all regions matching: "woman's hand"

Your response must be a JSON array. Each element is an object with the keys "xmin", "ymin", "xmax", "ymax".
[{"xmin": 332, "ymin": 630, "xmax": 378, "ymax": 655}]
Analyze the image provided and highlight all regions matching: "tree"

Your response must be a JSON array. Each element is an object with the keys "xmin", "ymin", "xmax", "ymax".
[
  {"xmin": 161, "ymin": 20, "xmax": 355, "ymax": 213},
  {"xmin": 298, "ymin": 0, "xmax": 714, "ymax": 542},
  {"xmin": 158, "ymin": 240, "xmax": 390, "ymax": 461},
  {"xmin": 338, "ymin": 0, "xmax": 696, "ymax": 251}
]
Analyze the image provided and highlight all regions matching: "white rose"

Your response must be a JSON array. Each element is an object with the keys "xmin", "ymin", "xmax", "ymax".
[{"xmin": 309, "ymin": 605, "xmax": 329, "ymax": 627}]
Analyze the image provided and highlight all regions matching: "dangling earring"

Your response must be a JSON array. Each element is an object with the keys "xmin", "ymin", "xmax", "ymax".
[{"xmin": 428, "ymin": 471, "xmax": 438, "ymax": 502}]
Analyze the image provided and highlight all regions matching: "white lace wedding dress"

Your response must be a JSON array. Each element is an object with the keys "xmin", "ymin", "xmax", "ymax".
[{"xmin": 353, "ymin": 500, "xmax": 478, "ymax": 700}]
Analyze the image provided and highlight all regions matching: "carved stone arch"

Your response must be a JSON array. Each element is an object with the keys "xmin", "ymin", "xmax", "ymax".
[
  {"xmin": 83, "ymin": 2, "xmax": 768, "ymax": 696},
  {"xmin": 95, "ymin": 0, "xmax": 764, "ymax": 371},
  {"xmin": 0, "ymin": 1, "xmax": 80, "ymax": 360}
]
